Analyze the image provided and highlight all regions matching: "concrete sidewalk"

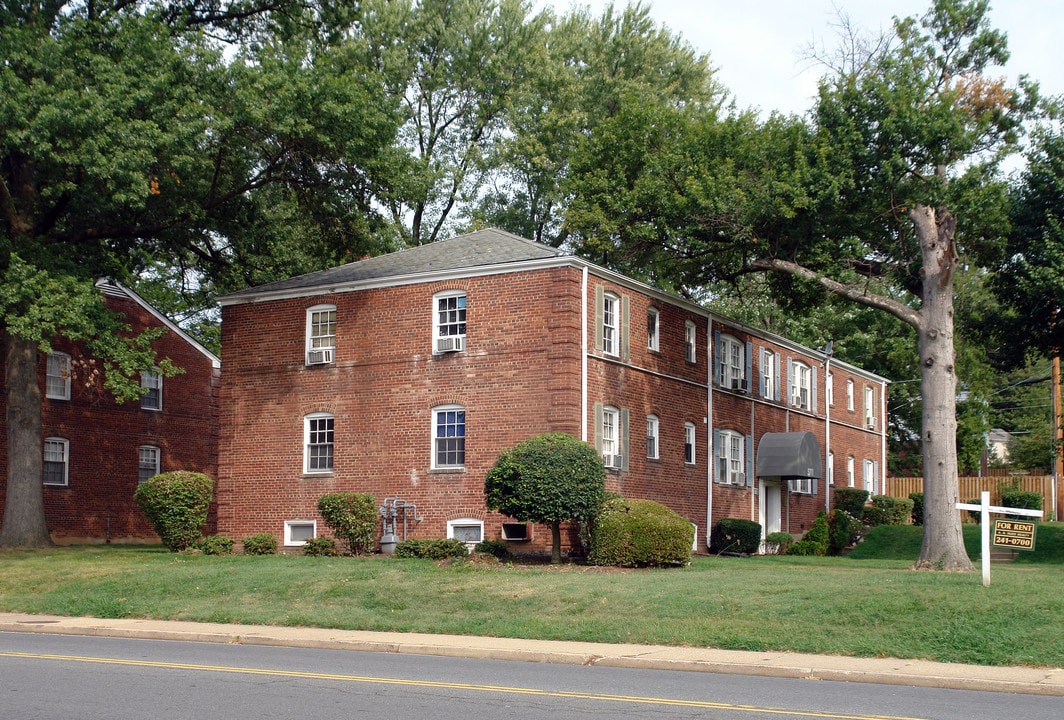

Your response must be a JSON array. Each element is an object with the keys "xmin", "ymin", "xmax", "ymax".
[{"xmin": 2, "ymin": 612, "xmax": 1061, "ymax": 696}]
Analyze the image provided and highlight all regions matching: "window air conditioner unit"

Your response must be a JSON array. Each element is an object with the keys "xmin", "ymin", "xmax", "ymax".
[
  {"xmin": 603, "ymin": 453, "xmax": 623, "ymax": 469},
  {"xmin": 731, "ymin": 379, "xmax": 748, "ymax": 391},
  {"xmin": 867, "ymin": 417, "xmax": 877, "ymax": 430},
  {"xmin": 501, "ymin": 522, "xmax": 530, "ymax": 541},
  {"xmin": 306, "ymin": 348, "xmax": 334, "ymax": 365},
  {"xmin": 436, "ymin": 336, "xmax": 465, "ymax": 353},
  {"xmin": 734, "ymin": 472, "xmax": 746, "ymax": 485}
]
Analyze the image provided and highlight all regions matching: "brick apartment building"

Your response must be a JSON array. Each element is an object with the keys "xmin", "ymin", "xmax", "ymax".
[
  {"xmin": 0, "ymin": 279, "xmax": 221, "ymax": 543},
  {"xmin": 216, "ymin": 229, "xmax": 887, "ymax": 554}
]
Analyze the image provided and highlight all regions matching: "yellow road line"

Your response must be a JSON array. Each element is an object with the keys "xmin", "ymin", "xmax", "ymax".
[{"xmin": 0, "ymin": 651, "xmax": 929, "ymax": 720}]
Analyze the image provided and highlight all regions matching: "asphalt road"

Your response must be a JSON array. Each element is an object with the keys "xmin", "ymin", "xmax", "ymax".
[{"xmin": 2, "ymin": 632, "xmax": 1061, "ymax": 720}]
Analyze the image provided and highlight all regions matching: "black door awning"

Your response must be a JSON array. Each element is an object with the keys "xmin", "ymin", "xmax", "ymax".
[{"xmin": 756, "ymin": 432, "xmax": 822, "ymax": 478}]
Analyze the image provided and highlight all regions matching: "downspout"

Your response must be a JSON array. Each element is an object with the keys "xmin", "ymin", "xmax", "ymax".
[
  {"xmin": 706, "ymin": 315, "xmax": 714, "ymax": 551},
  {"xmin": 581, "ymin": 266, "xmax": 589, "ymax": 443},
  {"xmin": 880, "ymin": 377, "xmax": 888, "ymax": 496},
  {"xmin": 824, "ymin": 342, "xmax": 833, "ymax": 513}
]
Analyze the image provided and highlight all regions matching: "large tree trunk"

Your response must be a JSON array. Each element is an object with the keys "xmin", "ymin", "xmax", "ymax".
[
  {"xmin": 911, "ymin": 206, "xmax": 972, "ymax": 571},
  {"xmin": 0, "ymin": 331, "xmax": 53, "ymax": 548}
]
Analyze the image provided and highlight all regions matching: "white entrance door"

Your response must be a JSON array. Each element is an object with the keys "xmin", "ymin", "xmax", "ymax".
[{"xmin": 759, "ymin": 479, "xmax": 782, "ymax": 551}]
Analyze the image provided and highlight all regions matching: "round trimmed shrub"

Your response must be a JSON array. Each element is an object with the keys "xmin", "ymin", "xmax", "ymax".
[
  {"xmin": 242, "ymin": 533, "xmax": 278, "ymax": 555},
  {"xmin": 133, "ymin": 471, "xmax": 214, "ymax": 551},
  {"xmin": 710, "ymin": 518, "xmax": 762, "ymax": 555},
  {"xmin": 199, "ymin": 535, "xmax": 234, "ymax": 555},
  {"xmin": 317, "ymin": 492, "xmax": 378, "ymax": 555},
  {"xmin": 589, "ymin": 497, "xmax": 693, "ymax": 567}
]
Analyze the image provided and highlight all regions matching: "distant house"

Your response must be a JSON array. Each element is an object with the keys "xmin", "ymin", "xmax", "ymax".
[
  {"xmin": 0, "ymin": 279, "xmax": 221, "ymax": 544},
  {"xmin": 216, "ymin": 229, "xmax": 887, "ymax": 554}
]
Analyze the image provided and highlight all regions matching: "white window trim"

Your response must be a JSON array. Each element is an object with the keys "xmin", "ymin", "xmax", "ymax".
[
  {"xmin": 684, "ymin": 422, "xmax": 696, "ymax": 465},
  {"xmin": 791, "ymin": 361, "xmax": 811, "ymax": 410},
  {"xmin": 826, "ymin": 372, "xmax": 834, "ymax": 407},
  {"xmin": 864, "ymin": 386, "xmax": 876, "ymax": 428},
  {"xmin": 447, "ymin": 518, "xmax": 483, "ymax": 549},
  {"xmin": 646, "ymin": 414, "xmax": 659, "ymax": 460},
  {"xmin": 432, "ymin": 404, "xmax": 466, "ymax": 469},
  {"xmin": 304, "ymin": 412, "xmax": 335, "ymax": 474},
  {"xmin": 306, "ymin": 304, "xmax": 337, "ymax": 364},
  {"xmin": 864, "ymin": 459, "xmax": 879, "ymax": 496},
  {"xmin": 718, "ymin": 334, "xmax": 744, "ymax": 389},
  {"xmin": 647, "ymin": 308, "xmax": 659, "ymax": 351},
  {"xmin": 433, "ymin": 290, "xmax": 467, "ymax": 354},
  {"xmin": 716, "ymin": 430, "xmax": 745, "ymax": 485},
  {"xmin": 140, "ymin": 368, "xmax": 163, "ymax": 411},
  {"xmin": 284, "ymin": 520, "xmax": 317, "ymax": 546},
  {"xmin": 847, "ymin": 455, "xmax": 855, "ymax": 487},
  {"xmin": 46, "ymin": 352, "xmax": 71, "ymax": 400},
  {"xmin": 847, "ymin": 379, "xmax": 855, "ymax": 411},
  {"xmin": 138, "ymin": 445, "xmax": 161, "ymax": 484},
  {"xmin": 792, "ymin": 477, "xmax": 814, "ymax": 494},
  {"xmin": 760, "ymin": 349, "xmax": 775, "ymax": 400},
  {"xmin": 602, "ymin": 292, "xmax": 619, "ymax": 356},
  {"xmin": 43, "ymin": 437, "xmax": 69, "ymax": 486},
  {"xmin": 601, "ymin": 406, "xmax": 619, "ymax": 458},
  {"xmin": 684, "ymin": 321, "xmax": 696, "ymax": 363}
]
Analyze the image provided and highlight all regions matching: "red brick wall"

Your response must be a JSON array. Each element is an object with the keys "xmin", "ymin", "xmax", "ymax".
[{"xmin": 0, "ymin": 292, "xmax": 220, "ymax": 543}]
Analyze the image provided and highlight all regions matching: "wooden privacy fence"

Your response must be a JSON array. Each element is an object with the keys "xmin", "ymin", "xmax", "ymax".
[{"xmin": 884, "ymin": 476, "xmax": 1056, "ymax": 520}]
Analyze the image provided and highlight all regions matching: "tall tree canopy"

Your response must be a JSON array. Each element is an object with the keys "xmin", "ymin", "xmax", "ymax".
[
  {"xmin": 1, "ymin": 0, "xmax": 404, "ymax": 546},
  {"xmin": 565, "ymin": 0, "xmax": 1037, "ymax": 570}
]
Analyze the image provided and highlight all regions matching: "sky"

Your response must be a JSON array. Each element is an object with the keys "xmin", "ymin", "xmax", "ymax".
[{"xmin": 538, "ymin": 1, "xmax": 1060, "ymax": 117}]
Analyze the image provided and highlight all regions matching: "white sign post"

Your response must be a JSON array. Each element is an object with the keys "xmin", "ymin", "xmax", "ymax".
[{"xmin": 955, "ymin": 491, "xmax": 1043, "ymax": 587}]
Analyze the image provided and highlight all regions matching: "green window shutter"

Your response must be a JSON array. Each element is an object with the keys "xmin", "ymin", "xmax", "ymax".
[
  {"xmin": 620, "ymin": 296, "xmax": 630, "ymax": 360},
  {"xmin": 745, "ymin": 434, "xmax": 754, "ymax": 487},
  {"xmin": 594, "ymin": 285, "xmax": 604, "ymax": 351},
  {"xmin": 773, "ymin": 353, "xmax": 781, "ymax": 402},
  {"xmin": 712, "ymin": 429, "xmax": 722, "ymax": 483},
  {"xmin": 594, "ymin": 402, "xmax": 604, "ymax": 453},
  {"xmin": 758, "ymin": 347, "xmax": 767, "ymax": 397},
  {"xmin": 744, "ymin": 341, "xmax": 753, "ymax": 392},
  {"xmin": 811, "ymin": 365, "xmax": 818, "ymax": 413},
  {"xmin": 620, "ymin": 408, "xmax": 630, "ymax": 470}
]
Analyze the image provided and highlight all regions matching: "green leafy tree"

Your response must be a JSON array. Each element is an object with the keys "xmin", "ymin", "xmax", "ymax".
[
  {"xmin": 1, "ymin": 1, "xmax": 402, "ymax": 547},
  {"xmin": 565, "ymin": 1, "xmax": 1036, "ymax": 571},
  {"xmin": 485, "ymin": 432, "xmax": 605, "ymax": 563}
]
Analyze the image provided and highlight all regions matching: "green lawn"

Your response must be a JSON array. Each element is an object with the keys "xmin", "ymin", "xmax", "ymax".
[{"xmin": 1, "ymin": 523, "xmax": 1062, "ymax": 668}]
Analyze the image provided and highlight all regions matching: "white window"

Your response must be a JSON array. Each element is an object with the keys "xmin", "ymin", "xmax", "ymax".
[
  {"xmin": 684, "ymin": 422, "xmax": 696, "ymax": 464},
  {"xmin": 304, "ymin": 412, "xmax": 334, "ymax": 473},
  {"xmin": 306, "ymin": 304, "xmax": 337, "ymax": 364},
  {"xmin": 716, "ymin": 430, "xmax": 745, "ymax": 484},
  {"xmin": 285, "ymin": 520, "xmax": 316, "ymax": 546},
  {"xmin": 138, "ymin": 445, "xmax": 160, "ymax": 484},
  {"xmin": 792, "ymin": 477, "xmax": 813, "ymax": 494},
  {"xmin": 864, "ymin": 459, "xmax": 879, "ymax": 496},
  {"xmin": 646, "ymin": 414, "xmax": 659, "ymax": 459},
  {"xmin": 43, "ymin": 438, "xmax": 69, "ymax": 486},
  {"xmin": 864, "ymin": 386, "xmax": 877, "ymax": 429},
  {"xmin": 847, "ymin": 379, "xmax": 855, "ymax": 411},
  {"xmin": 684, "ymin": 321, "xmax": 696, "ymax": 362},
  {"xmin": 447, "ymin": 518, "xmax": 483, "ymax": 548},
  {"xmin": 602, "ymin": 292, "xmax": 618, "ymax": 356},
  {"xmin": 46, "ymin": 352, "xmax": 71, "ymax": 400},
  {"xmin": 140, "ymin": 369, "xmax": 162, "ymax": 410},
  {"xmin": 647, "ymin": 308, "xmax": 659, "ymax": 351},
  {"xmin": 434, "ymin": 291, "xmax": 466, "ymax": 353},
  {"xmin": 790, "ymin": 361, "xmax": 812, "ymax": 410},
  {"xmin": 718, "ymin": 334, "xmax": 744, "ymax": 389},
  {"xmin": 760, "ymin": 348, "xmax": 779, "ymax": 400},
  {"xmin": 847, "ymin": 455, "xmax": 855, "ymax": 487},
  {"xmin": 601, "ymin": 406, "xmax": 619, "ymax": 457},
  {"xmin": 826, "ymin": 372, "xmax": 834, "ymax": 407},
  {"xmin": 433, "ymin": 405, "xmax": 466, "ymax": 468}
]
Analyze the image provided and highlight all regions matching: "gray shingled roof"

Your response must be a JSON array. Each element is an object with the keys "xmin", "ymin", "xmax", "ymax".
[{"xmin": 221, "ymin": 228, "xmax": 565, "ymax": 302}]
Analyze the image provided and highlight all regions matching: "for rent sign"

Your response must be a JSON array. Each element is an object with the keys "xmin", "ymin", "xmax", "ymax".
[{"xmin": 992, "ymin": 518, "xmax": 1037, "ymax": 550}]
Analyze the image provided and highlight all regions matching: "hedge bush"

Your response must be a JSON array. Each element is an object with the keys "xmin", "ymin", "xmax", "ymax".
[
  {"xmin": 199, "ymin": 535, "xmax": 234, "ymax": 555},
  {"xmin": 710, "ymin": 518, "xmax": 762, "ymax": 555},
  {"xmin": 317, "ymin": 493, "xmax": 378, "ymax": 555},
  {"xmin": 588, "ymin": 497, "xmax": 693, "ymax": 567},
  {"xmin": 871, "ymin": 495, "xmax": 913, "ymax": 525},
  {"xmin": 832, "ymin": 487, "xmax": 869, "ymax": 516},
  {"xmin": 909, "ymin": 492, "xmax": 924, "ymax": 525},
  {"xmin": 302, "ymin": 537, "xmax": 339, "ymax": 557},
  {"xmin": 474, "ymin": 539, "xmax": 512, "ymax": 560},
  {"xmin": 133, "ymin": 471, "xmax": 214, "ymax": 551},
  {"xmin": 394, "ymin": 538, "xmax": 469, "ymax": 560},
  {"xmin": 241, "ymin": 533, "xmax": 278, "ymax": 555},
  {"xmin": 764, "ymin": 531, "xmax": 795, "ymax": 555},
  {"xmin": 788, "ymin": 512, "xmax": 829, "ymax": 555},
  {"xmin": 1000, "ymin": 486, "xmax": 1042, "ymax": 519}
]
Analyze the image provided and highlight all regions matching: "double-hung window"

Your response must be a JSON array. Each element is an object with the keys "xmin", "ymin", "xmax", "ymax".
[
  {"xmin": 138, "ymin": 445, "xmax": 161, "ymax": 484},
  {"xmin": 847, "ymin": 379, "xmax": 855, "ymax": 411},
  {"xmin": 760, "ymin": 348, "xmax": 778, "ymax": 400},
  {"xmin": 647, "ymin": 308, "xmax": 659, "ymax": 351},
  {"xmin": 684, "ymin": 422, "xmax": 696, "ymax": 464},
  {"xmin": 46, "ymin": 352, "xmax": 71, "ymax": 400},
  {"xmin": 433, "ymin": 405, "xmax": 466, "ymax": 468},
  {"xmin": 790, "ymin": 361, "xmax": 812, "ymax": 410},
  {"xmin": 684, "ymin": 321, "xmax": 696, "ymax": 363},
  {"xmin": 863, "ymin": 459, "xmax": 879, "ymax": 496},
  {"xmin": 716, "ymin": 430, "xmax": 745, "ymax": 484},
  {"xmin": 140, "ymin": 369, "xmax": 162, "ymax": 410},
  {"xmin": 434, "ymin": 291, "xmax": 466, "ymax": 353},
  {"xmin": 602, "ymin": 293, "xmax": 618, "ymax": 356},
  {"xmin": 306, "ymin": 305, "xmax": 337, "ymax": 365},
  {"xmin": 601, "ymin": 405, "xmax": 619, "ymax": 459},
  {"xmin": 864, "ymin": 386, "xmax": 877, "ymax": 430},
  {"xmin": 646, "ymin": 414, "xmax": 659, "ymax": 459},
  {"xmin": 44, "ymin": 438, "xmax": 69, "ymax": 486},
  {"xmin": 718, "ymin": 334, "xmax": 744, "ymax": 389},
  {"xmin": 304, "ymin": 413, "xmax": 334, "ymax": 473}
]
